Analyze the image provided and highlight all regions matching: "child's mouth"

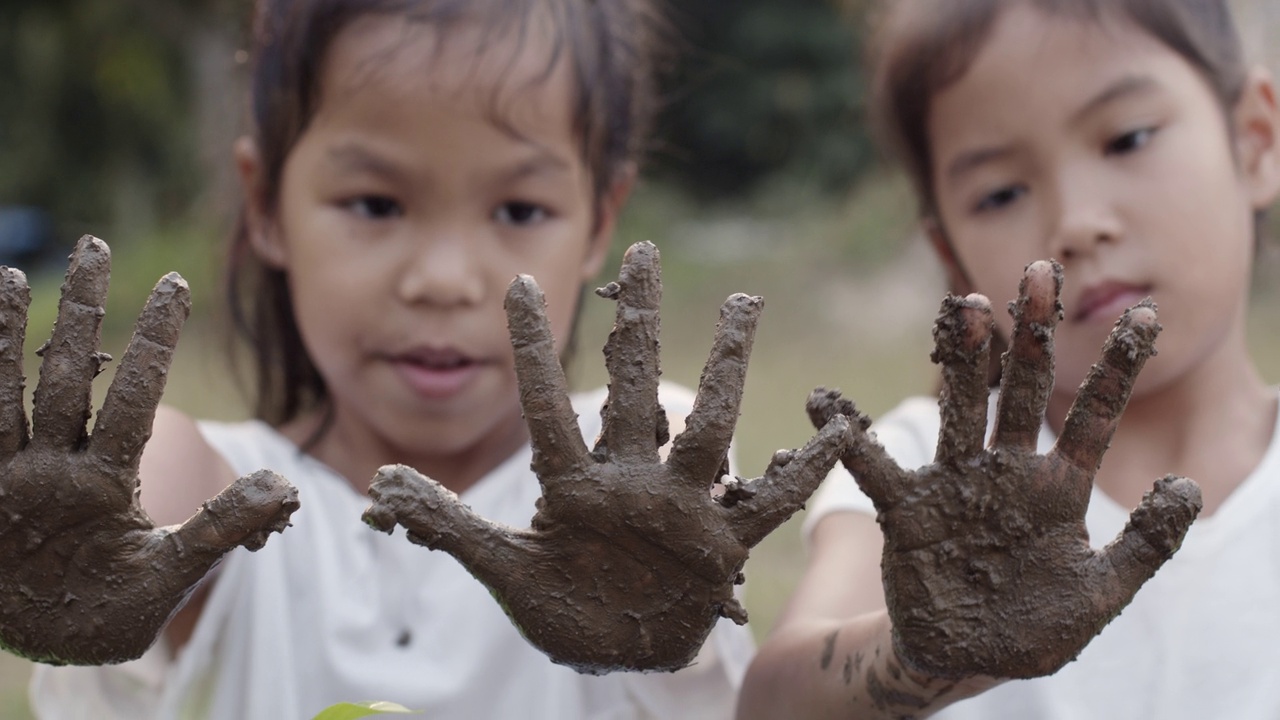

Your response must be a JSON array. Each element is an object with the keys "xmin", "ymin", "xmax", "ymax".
[
  {"xmin": 391, "ymin": 348, "xmax": 482, "ymax": 399},
  {"xmin": 1072, "ymin": 282, "xmax": 1153, "ymax": 324}
]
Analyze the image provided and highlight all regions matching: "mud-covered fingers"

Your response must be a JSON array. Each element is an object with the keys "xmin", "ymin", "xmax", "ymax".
[
  {"xmin": 364, "ymin": 464, "xmax": 527, "ymax": 569},
  {"xmin": 666, "ymin": 293, "xmax": 763, "ymax": 484},
  {"xmin": 0, "ymin": 266, "xmax": 31, "ymax": 457},
  {"xmin": 1093, "ymin": 475, "xmax": 1201, "ymax": 607},
  {"xmin": 730, "ymin": 414, "xmax": 850, "ymax": 547},
  {"xmin": 165, "ymin": 470, "xmax": 299, "ymax": 556},
  {"xmin": 990, "ymin": 261, "xmax": 1063, "ymax": 451},
  {"xmin": 1052, "ymin": 302, "xmax": 1160, "ymax": 475},
  {"xmin": 31, "ymin": 236, "xmax": 112, "ymax": 449},
  {"xmin": 805, "ymin": 386, "xmax": 866, "ymax": 431},
  {"xmin": 89, "ymin": 273, "xmax": 190, "ymax": 474},
  {"xmin": 362, "ymin": 464, "xmax": 441, "ymax": 534},
  {"xmin": 597, "ymin": 241, "xmax": 664, "ymax": 462},
  {"xmin": 931, "ymin": 293, "xmax": 994, "ymax": 466},
  {"xmin": 805, "ymin": 387, "xmax": 907, "ymax": 509},
  {"xmin": 505, "ymin": 275, "xmax": 590, "ymax": 478}
]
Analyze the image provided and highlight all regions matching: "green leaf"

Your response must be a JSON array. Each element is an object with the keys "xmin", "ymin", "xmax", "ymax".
[{"xmin": 310, "ymin": 701, "xmax": 418, "ymax": 720}]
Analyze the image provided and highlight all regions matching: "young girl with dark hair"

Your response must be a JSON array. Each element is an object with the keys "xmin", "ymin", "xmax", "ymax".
[
  {"xmin": 22, "ymin": 0, "xmax": 772, "ymax": 716},
  {"xmin": 742, "ymin": 0, "xmax": 1280, "ymax": 717}
]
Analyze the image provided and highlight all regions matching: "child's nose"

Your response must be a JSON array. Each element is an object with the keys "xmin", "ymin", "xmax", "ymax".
[
  {"xmin": 395, "ymin": 230, "xmax": 485, "ymax": 307},
  {"xmin": 1047, "ymin": 185, "xmax": 1123, "ymax": 262}
]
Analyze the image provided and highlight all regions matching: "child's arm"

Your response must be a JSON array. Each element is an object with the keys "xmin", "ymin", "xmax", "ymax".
[
  {"xmin": 740, "ymin": 261, "xmax": 1203, "ymax": 718},
  {"xmin": 363, "ymin": 241, "xmax": 850, "ymax": 675},
  {"xmin": 739, "ymin": 515, "xmax": 999, "ymax": 718},
  {"xmin": 0, "ymin": 236, "xmax": 299, "ymax": 666}
]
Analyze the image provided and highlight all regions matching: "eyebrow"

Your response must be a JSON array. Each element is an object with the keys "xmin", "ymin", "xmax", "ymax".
[
  {"xmin": 327, "ymin": 142, "xmax": 572, "ymax": 187},
  {"xmin": 504, "ymin": 151, "xmax": 573, "ymax": 182},
  {"xmin": 326, "ymin": 144, "xmax": 410, "ymax": 184},
  {"xmin": 1069, "ymin": 74, "xmax": 1160, "ymax": 126},
  {"xmin": 944, "ymin": 75, "xmax": 1161, "ymax": 183},
  {"xmin": 946, "ymin": 145, "xmax": 1018, "ymax": 183}
]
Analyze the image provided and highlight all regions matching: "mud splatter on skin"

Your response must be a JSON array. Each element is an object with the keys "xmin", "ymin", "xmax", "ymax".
[
  {"xmin": 807, "ymin": 260, "xmax": 1202, "ymax": 681},
  {"xmin": 364, "ymin": 242, "xmax": 850, "ymax": 674},
  {"xmin": 843, "ymin": 654, "xmax": 853, "ymax": 685},
  {"xmin": 866, "ymin": 666, "xmax": 929, "ymax": 713},
  {"xmin": 820, "ymin": 629, "xmax": 839, "ymax": 670},
  {"xmin": 0, "ymin": 237, "xmax": 298, "ymax": 665}
]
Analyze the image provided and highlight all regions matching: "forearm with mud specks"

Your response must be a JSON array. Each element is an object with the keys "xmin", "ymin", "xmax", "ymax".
[{"xmin": 739, "ymin": 612, "xmax": 1000, "ymax": 720}]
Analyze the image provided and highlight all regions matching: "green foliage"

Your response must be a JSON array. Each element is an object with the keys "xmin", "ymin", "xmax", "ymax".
[
  {"xmin": 0, "ymin": 0, "xmax": 209, "ymax": 235},
  {"xmin": 311, "ymin": 701, "xmax": 416, "ymax": 720},
  {"xmin": 1, "ymin": 0, "xmax": 874, "ymax": 232},
  {"xmin": 22, "ymin": 226, "xmax": 222, "ymax": 355},
  {"xmin": 651, "ymin": 0, "xmax": 873, "ymax": 198}
]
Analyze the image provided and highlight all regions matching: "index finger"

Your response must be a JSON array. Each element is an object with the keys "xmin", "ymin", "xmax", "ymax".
[
  {"xmin": 506, "ymin": 275, "xmax": 590, "ymax": 480},
  {"xmin": 666, "ymin": 293, "xmax": 763, "ymax": 485},
  {"xmin": 1052, "ymin": 301, "xmax": 1160, "ymax": 476}
]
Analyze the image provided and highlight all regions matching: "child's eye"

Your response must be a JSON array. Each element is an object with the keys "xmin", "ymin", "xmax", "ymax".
[
  {"xmin": 973, "ymin": 184, "xmax": 1027, "ymax": 214},
  {"xmin": 345, "ymin": 196, "xmax": 403, "ymax": 220},
  {"xmin": 494, "ymin": 201, "xmax": 549, "ymax": 226},
  {"xmin": 1104, "ymin": 127, "xmax": 1157, "ymax": 156}
]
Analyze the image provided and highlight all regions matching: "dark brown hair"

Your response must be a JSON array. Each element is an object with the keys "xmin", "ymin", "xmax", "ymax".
[{"xmin": 227, "ymin": 0, "xmax": 667, "ymax": 426}]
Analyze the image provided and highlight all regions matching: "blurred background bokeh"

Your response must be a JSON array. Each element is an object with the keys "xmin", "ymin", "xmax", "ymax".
[{"xmin": 1, "ymin": 0, "xmax": 1278, "ymax": 715}]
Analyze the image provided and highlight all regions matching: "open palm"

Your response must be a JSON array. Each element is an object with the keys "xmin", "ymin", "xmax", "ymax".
[
  {"xmin": 807, "ymin": 261, "xmax": 1202, "ymax": 680},
  {"xmin": 0, "ymin": 237, "xmax": 299, "ymax": 665},
  {"xmin": 363, "ymin": 241, "xmax": 849, "ymax": 674}
]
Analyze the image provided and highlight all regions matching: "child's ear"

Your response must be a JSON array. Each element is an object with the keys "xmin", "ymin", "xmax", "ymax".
[
  {"xmin": 234, "ymin": 136, "xmax": 289, "ymax": 269},
  {"xmin": 924, "ymin": 217, "xmax": 975, "ymax": 296},
  {"xmin": 582, "ymin": 163, "xmax": 638, "ymax": 281},
  {"xmin": 1233, "ymin": 67, "xmax": 1280, "ymax": 209}
]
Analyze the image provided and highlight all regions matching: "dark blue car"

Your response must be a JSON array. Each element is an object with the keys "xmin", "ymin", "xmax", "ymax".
[{"xmin": 0, "ymin": 207, "xmax": 55, "ymax": 270}]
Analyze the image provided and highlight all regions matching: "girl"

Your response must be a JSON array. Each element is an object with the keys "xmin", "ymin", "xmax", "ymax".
[
  {"xmin": 741, "ymin": 0, "xmax": 1280, "ymax": 718},
  {"xmin": 22, "ymin": 0, "xmax": 765, "ymax": 717}
]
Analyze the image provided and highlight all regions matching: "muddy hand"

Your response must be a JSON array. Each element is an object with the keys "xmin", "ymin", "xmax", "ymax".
[
  {"xmin": 0, "ymin": 237, "xmax": 298, "ymax": 666},
  {"xmin": 364, "ymin": 241, "xmax": 849, "ymax": 674},
  {"xmin": 807, "ymin": 260, "xmax": 1202, "ymax": 681}
]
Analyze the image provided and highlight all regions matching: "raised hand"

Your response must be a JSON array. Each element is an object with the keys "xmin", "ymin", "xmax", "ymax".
[
  {"xmin": 0, "ymin": 236, "xmax": 298, "ymax": 666},
  {"xmin": 807, "ymin": 260, "xmax": 1202, "ymax": 680},
  {"xmin": 363, "ymin": 241, "xmax": 850, "ymax": 674}
]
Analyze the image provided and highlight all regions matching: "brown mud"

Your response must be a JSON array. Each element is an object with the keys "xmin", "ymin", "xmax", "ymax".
[
  {"xmin": 363, "ymin": 241, "xmax": 851, "ymax": 674},
  {"xmin": 807, "ymin": 260, "xmax": 1202, "ymax": 681},
  {"xmin": 0, "ymin": 236, "xmax": 298, "ymax": 666}
]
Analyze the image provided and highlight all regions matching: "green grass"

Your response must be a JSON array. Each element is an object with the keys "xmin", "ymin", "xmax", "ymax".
[{"xmin": 2, "ymin": 180, "xmax": 1278, "ymax": 715}]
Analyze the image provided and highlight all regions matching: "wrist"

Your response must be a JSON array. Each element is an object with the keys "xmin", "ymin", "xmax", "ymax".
[{"xmin": 867, "ymin": 616, "xmax": 1003, "ymax": 715}]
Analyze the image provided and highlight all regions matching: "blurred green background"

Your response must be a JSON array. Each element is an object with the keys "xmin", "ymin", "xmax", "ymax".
[{"xmin": 2, "ymin": 0, "xmax": 1279, "ymax": 716}]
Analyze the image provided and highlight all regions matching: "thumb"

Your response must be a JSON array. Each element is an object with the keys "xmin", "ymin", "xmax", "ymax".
[
  {"xmin": 1091, "ymin": 475, "xmax": 1201, "ymax": 616},
  {"xmin": 363, "ymin": 465, "xmax": 533, "ymax": 580},
  {"xmin": 157, "ymin": 470, "xmax": 299, "ymax": 575}
]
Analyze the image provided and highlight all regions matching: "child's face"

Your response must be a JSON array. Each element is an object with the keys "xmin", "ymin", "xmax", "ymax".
[
  {"xmin": 246, "ymin": 14, "xmax": 621, "ymax": 471},
  {"xmin": 926, "ymin": 5, "xmax": 1279, "ymax": 400}
]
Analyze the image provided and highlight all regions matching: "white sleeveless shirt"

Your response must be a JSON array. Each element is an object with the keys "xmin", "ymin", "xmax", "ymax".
[{"xmin": 30, "ymin": 383, "xmax": 754, "ymax": 719}]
